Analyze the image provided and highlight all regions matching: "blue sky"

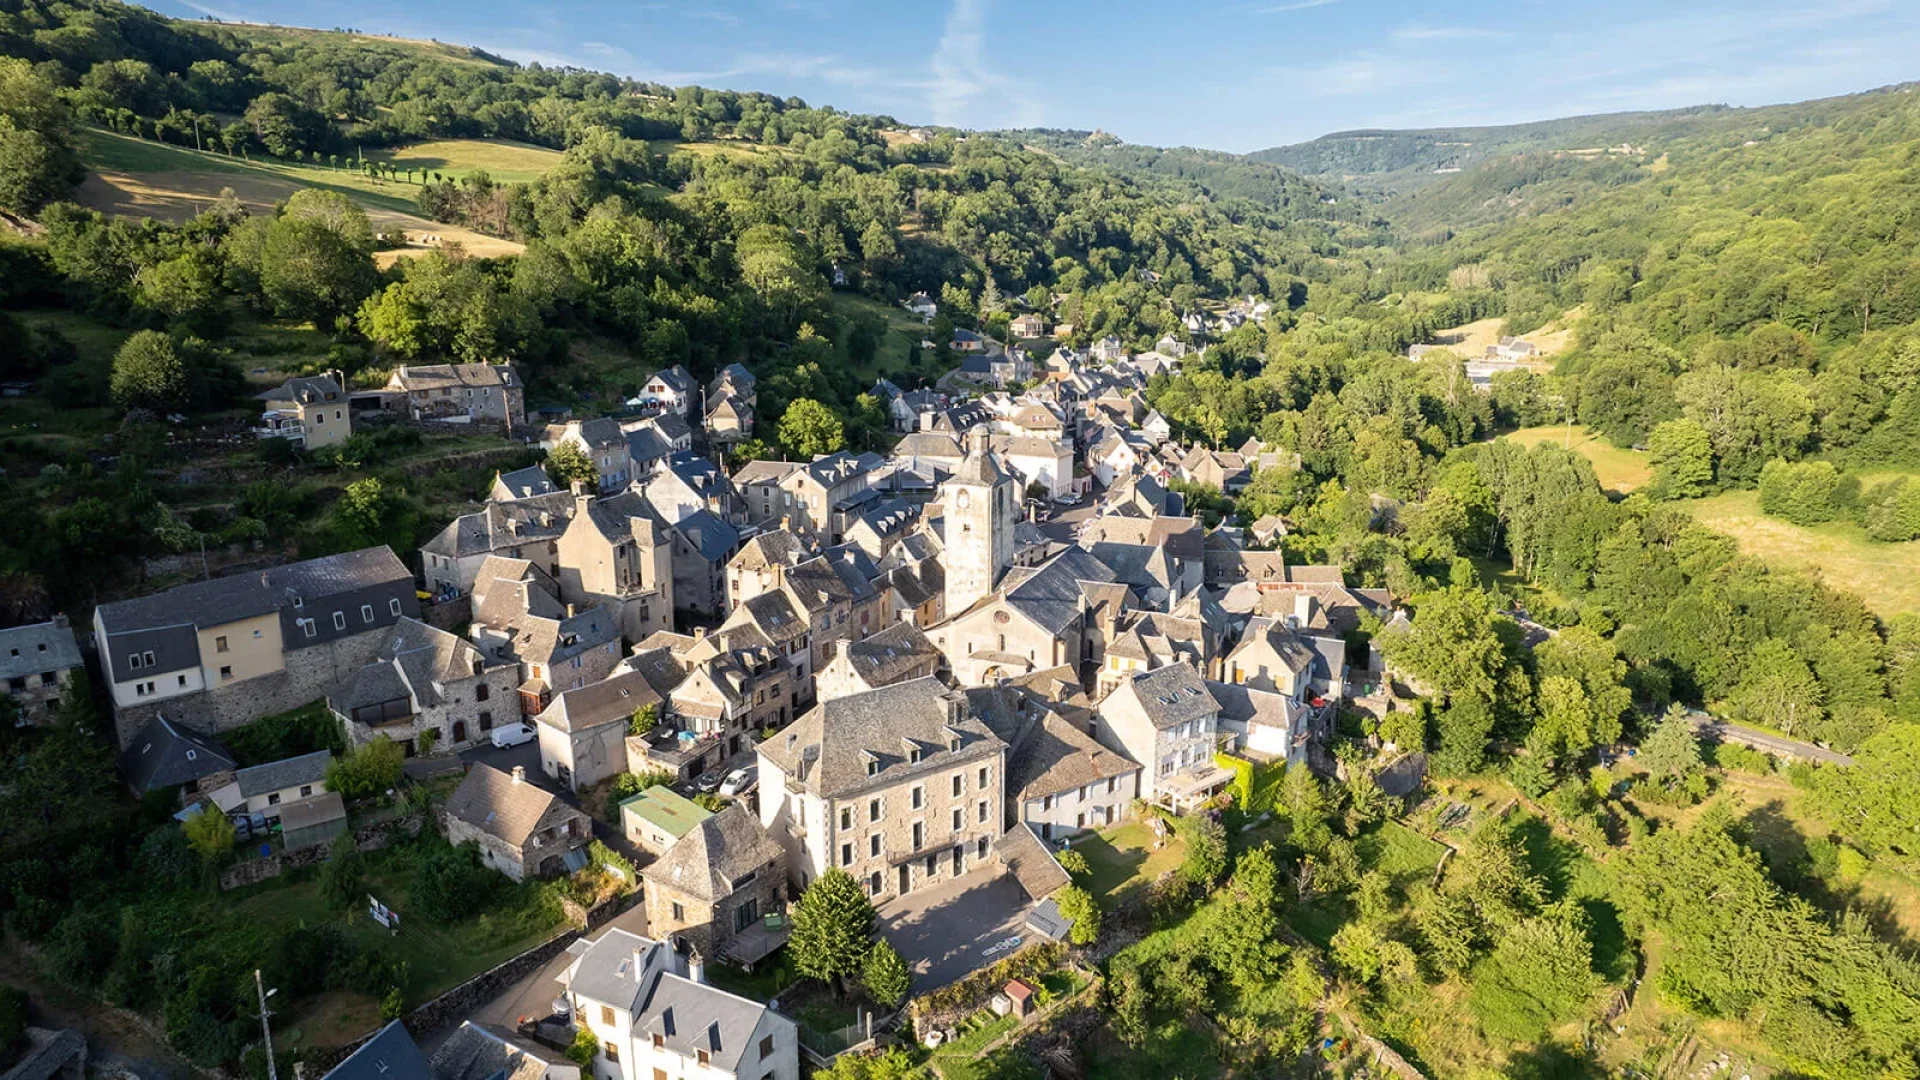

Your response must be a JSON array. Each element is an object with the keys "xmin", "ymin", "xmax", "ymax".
[{"xmin": 150, "ymin": 0, "xmax": 1920, "ymax": 152}]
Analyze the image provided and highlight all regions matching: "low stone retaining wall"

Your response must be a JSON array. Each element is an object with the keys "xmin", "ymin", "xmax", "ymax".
[
  {"xmin": 302, "ymin": 925, "xmax": 583, "ymax": 1074},
  {"xmin": 219, "ymin": 812, "xmax": 424, "ymax": 890}
]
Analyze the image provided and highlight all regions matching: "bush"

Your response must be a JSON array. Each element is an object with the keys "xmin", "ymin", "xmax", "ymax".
[
  {"xmin": 408, "ymin": 840, "xmax": 503, "ymax": 922},
  {"xmin": 1711, "ymin": 742, "xmax": 1776, "ymax": 774},
  {"xmin": 0, "ymin": 986, "xmax": 27, "ymax": 1060},
  {"xmin": 1758, "ymin": 459, "xmax": 1846, "ymax": 526},
  {"xmin": 224, "ymin": 704, "xmax": 344, "ymax": 765},
  {"xmin": 566, "ymin": 1027, "xmax": 599, "ymax": 1067},
  {"xmin": 603, "ymin": 768, "xmax": 673, "ymax": 819},
  {"xmin": 328, "ymin": 737, "xmax": 404, "ymax": 801}
]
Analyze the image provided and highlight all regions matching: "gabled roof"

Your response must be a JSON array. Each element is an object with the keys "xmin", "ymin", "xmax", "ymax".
[
  {"xmin": 234, "ymin": 749, "xmax": 331, "ymax": 797},
  {"xmin": 256, "ymin": 374, "xmax": 344, "ymax": 405},
  {"xmin": 96, "ymin": 547, "xmax": 412, "ymax": 636},
  {"xmin": 1000, "ymin": 548, "xmax": 1118, "ymax": 635},
  {"xmin": 431, "ymin": 1022, "xmax": 560, "ymax": 1080},
  {"xmin": 565, "ymin": 929, "xmax": 784, "ymax": 1073},
  {"xmin": 119, "ymin": 715, "xmax": 236, "ymax": 794},
  {"xmin": 445, "ymin": 763, "xmax": 575, "ymax": 847},
  {"xmin": 0, "ymin": 619, "xmax": 81, "ymax": 681},
  {"xmin": 1112, "ymin": 663, "xmax": 1219, "ymax": 730},
  {"xmin": 493, "ymin": 465, "xmax": 560, "ymax": 500},
  {"xmin": 1008, "ymin": 709, "xmax": 1139, "ymax": 801},
  {"xmin": 619, "ymin": 785, "xmax": 712, "ymax": 840},
  {"xmin": 730, "ymin": 529, "xmax": 808, "ymax": 573},
  {"xmin": 323, "ymin": 1021, "xmax": 430, "ymax": 1080},
  {"xmin": 389, "ymin": 363, "xmax": 517, "ymax": 391},
  {"xmin": 642, "ymin": 804, "xmax": 783, "ymax": 902},
  {"xmin": 761, "ymin": 678, "xmax": 1003, "ymax": 799},
  {"xmin": 732, "ymin": 459, "xmax": 805, "ymax": 487},
  {"xmin": 994, "ymin": 823, "xmax": 1070, "ymax": 902},
  {"xmin": 672, "ymin": 509, "xmax": 741, "ymax": 564},
  {"xmin": 839, "ymin": 621, "xmax": 940, "ymax": 685},
  {"xmin": 646, "ymin": 365, "xmax": 695, "ymax": 395},
  {"xmin": 541, "ymin": 668, "xmax": 662, "ymax": 733}
]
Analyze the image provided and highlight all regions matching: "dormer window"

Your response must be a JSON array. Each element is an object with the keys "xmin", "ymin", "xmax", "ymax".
[{"xmin": 864, "ymin": 751, "xmax": 880, "ymax": 778}]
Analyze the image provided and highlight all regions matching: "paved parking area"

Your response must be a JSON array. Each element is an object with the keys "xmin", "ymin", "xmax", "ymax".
[{"xmin": 875, "ymin": 867, "xmax": 1034, "ymax": 990}]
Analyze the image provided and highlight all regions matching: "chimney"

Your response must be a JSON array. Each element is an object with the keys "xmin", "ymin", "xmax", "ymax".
[
  {"xmin": 570, "ymin": 479, "xmax": 588, "ymax": 497},
  {"xmin": 693, "ymin": 626, "xmax": 707, "ymax": 640},
  {"xmin": 1293, "ymin": 592, "xmax": 1316, "ymax": 627},
  {"xmin": 566, "ymin": 603, "xmax": 578, "ymax": 618},
  {"xmin": 967, "ymin": 425, "xmax": 990, "ymax": 456},
  {"xmin": 633, "ymin": 947, "xmax": 645, "ymax": 981},
  {"xmin": 511, "ymin": 765, "xmax": 526, "ymax": 784},
  {"xmin": 687, "ymin": 949, "xmax": 705, "ymax": 985}
]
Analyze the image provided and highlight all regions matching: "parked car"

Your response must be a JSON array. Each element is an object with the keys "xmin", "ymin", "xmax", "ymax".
[
  {"xmin": 695, "ymin": 769, "xmax": 725, "ymax": 794},
  {"xmin": 229, "ymin": 812, "xmax": 252, "ymax": 841},
  {"xmin": 719, "ymin": 766, "xmax": 758, "ymax": 797},
  {"xmin": 491, "ymin": 721, "xmax": 537, "ymax": 749}
]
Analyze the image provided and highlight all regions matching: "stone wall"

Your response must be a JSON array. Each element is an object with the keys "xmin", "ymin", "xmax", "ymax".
[
  {"xmin": 218, "ymin": 812, "xmax": 423, "ymax": 890},
  {"xmin": 111, "ymin": 630, "xmax": 389, "ymax": 747},
  {"xmin": 301, "ymin": 925, "xmax": 584, "ymax": 1075},
  {"xmin": 419, "ymin": 593, "xmax": 472, "ymax": 633}
]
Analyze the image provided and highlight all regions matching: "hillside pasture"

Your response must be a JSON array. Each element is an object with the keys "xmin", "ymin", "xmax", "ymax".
[
  {"xmin": 1429, "ymin": 305, "xmax": 1581, "ymax": 362},
  {"xmin": 75, "ymin": 129, "xmax": 523, "ymax": 264},
  {"xmin": 1681, "ymin": 488, "xmax": 1920, "ymax": 618},
  {"xmin": 1503, "ymin": 424, "xmax": 1650, "ymax": 493},
  {"xmin": 369, "ymin": 138, "xmax": 563, "ymax": 184}
]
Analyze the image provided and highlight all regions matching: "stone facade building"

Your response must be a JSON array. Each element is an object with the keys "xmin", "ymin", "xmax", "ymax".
[
  {"xmin": 642, "ymin": 804, "xmax": 789, "ymax": 966},
  {"xmin": 0, "ymin": 616, "xmax": 82, "ymax": 724},
  {"xmin": 329, "ymin": 618, "xmax": 521, "ymax": 753},
  {"xmin": 757, "ymin": 678, "xmax": 1007, "ymax": 901},
  {"xmin": 443, "ymin": 763, "xmax": 591, "ymax": 881}
]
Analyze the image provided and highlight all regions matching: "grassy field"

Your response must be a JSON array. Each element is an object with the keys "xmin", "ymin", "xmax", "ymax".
[
  {"xmin": 1503, "ymin": 424, "xmax": 1651, "ymax": 493},
  {"xmin": 1681, "ymin": 488, "xmax": 1920, "ymax": 617},
  {"xmin": 1077, "ymin": 820, "xmax": 1185, "ymax": 911},
  {"xmin": 1427, "ymin": 306, "xmax": 1580, "ymax": 363},
  {"xmin": 235, "ymin": 851, "xmax": 563, "ymax": 1048},
  {"xmin": 75, "ymin": 129, "xmax": 524, "ymax": 262},
  {"xmin": 369, "ymin": 138, "xmax": 563, "ymax": 184},
  {"xmin": 829, "ymin": 292, "xmax": 944, "ymax": 386}
]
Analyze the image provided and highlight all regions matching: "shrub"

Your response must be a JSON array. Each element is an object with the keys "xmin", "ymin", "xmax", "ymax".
[
  {"xmin": 603, "ymin": 768, "xmax": 673, "ymax": 819},
  {"xmin": 566, "ymin": 1027, "xmax": 598, "ymax": 1067},
  {"xmin": 862, "ymin": 939, "xmax": 911, "ymax": 1008},
  {"xmin": 328, "ymin": 737, "xmax": 404, "ymax": 801},
  {"xmin": 1054, "ymin": 848, "xmax": 1089, "ymax": 879},
  {"xmin": 184, "ymin": 807, "xmax": 236, "ymax": 863},
  {"xmin": 1055, "ymin": 884, "xmax": 1101, "ymax": 946},
  {"xmin": 1758, "ymin": 459, "xmax": 1845, "ymax": 526},
  {"xmin": 408, "ymin": 840, "xmax": 502, "ymax": 922}
]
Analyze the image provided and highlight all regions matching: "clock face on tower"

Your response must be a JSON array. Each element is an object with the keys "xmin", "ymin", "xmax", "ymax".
[{"xmin": 956, "ymin": 490, "xmax": 970, "ymax": 511}]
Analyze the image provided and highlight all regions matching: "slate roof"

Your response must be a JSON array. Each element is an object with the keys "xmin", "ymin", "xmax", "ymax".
[
  {"xmin": 390, "ymin": 363, "xmax": 517, "ymax": 392},
  {"xmin": 430, "ymin": 1022, "xmax": 559, "ymax": 1080},
  {"xmin": 1118, "ymin": 663, "xmax": 1219, "ymax": 730},
  {"xmin": 256, "ymin": 374, "xmax": 344, "ymax": 404},
  {"xmin": 730, "ymin": 529, "xmax": 807, "ymax": 573},
  {"xmin": 622, "ymin": 646, "xmax": 690, "ymax": 699},
  {"xmin": 893, "ymin": 432, "xmax": 963, "ymax": 460},
  {"xmin": 1206, "ymin": 680, "xmax": 1303, "ymax": 735},
  {"xmin": 564, "ymin": 929, "xmax": 784, "ymax": 1073},
  {"xmin": 423, "ymin": 494, "xmax": 574, "ymax": 560},
  {"xmin": 626, "ymin": 424, "xmax": 674, "ymax": 465},
  {"xmin": 493, "ymin": 465, "xmax": 559, "ymax": 499},
  {"xmin": 322, "ymin": 1021, "xmax": 430, "ymax": 1080},
  {"xmin": 331, "ymin": 618, "xmax": 494, "ymax": 715},
  {"xmin": 761, "ymin": 677, "xmax": 1004, "ymax": 799},
  {"xmin": 234, "ymin": 749, "xmax": 331, "ymax": 797},
  {"xmin": 101, "ymin": 548, "xmax": 412, "ymax": 637},
  {"xmin": 993, "ymin": 823, "xmax": 1070, "ymax": 902},
  {"xmin": 673, "ymin": 508, "xmax": 741, "ymax": 564},
  {"xmin": 996, "ymin": 547, "xmax": 1118, "ymax": 635},
  {"xmin": 647, "ymin": 365, "xmax": 694, "ymax": 395},
  {"xmin": 839, "ymin": 621, "xmax": 940, "ymax": 685},
  {"xmin": 731, "ymin": 460, "xmax": 804, "ymax": 488},
  {"xmin": 643, "ymin": 803, "xmax": 783, "ymax": 902},
  {"xmin": 445, "ymin": 763, "xmax": 574, "ymax": 847},
  {"xmin": 0, "ymin": 619, "xmax": 81, "ymax": 681},
  {"xmin": 118, "ymin": 715, "xmax": 236, "ymax": 794},
  {"xmin": 1008, "ymin": 710, "xmax": 1139, "ymax": 801},
  {"xmin": 541, "ymin": 668, "xmax": 662, "ymax": 733}
]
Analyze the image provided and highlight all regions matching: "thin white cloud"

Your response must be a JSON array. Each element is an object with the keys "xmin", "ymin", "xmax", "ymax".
[
  {"xmin": 1390, "ymin": 25, "xmax": 1509, "ymax": 42},
  {"xmin": 1234, "ymin": 0, "xmax": 1341, "ymax": 13},
  {"xmin": 173, "ymin": 0, "xmax": 249, "ymax": 22},
  {"xmin": 926, "ymin": 0, "xmax": 1044, "ymax": 127}
]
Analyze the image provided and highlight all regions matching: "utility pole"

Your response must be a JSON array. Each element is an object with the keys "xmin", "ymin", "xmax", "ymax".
[{"xmin": 254, "ymin": 969, "xmax": 278, "ymax": 1080}]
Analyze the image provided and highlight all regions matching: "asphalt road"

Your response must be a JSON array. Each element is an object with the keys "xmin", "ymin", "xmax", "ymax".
[{"xmin": 1683, "ymin": 709, "xmax": 1854, "ymax": 767}]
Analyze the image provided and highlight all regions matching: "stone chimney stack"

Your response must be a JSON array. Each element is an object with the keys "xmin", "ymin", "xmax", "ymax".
[
  {"xmin": 967, "ymin": 425, "xmax": 990, "ymax": 456},
  {"xmin": 687, "ymin": 949, "xmax": 705, "ymax": 985},
  {"xmin": 1294, "ymin": 592, "xmax": 1316, "ymax": 628}
]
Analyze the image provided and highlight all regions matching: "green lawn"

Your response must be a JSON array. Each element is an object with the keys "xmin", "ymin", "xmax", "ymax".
[
  {"xmin": 1076, "ymin": 821, "xmax": 1186, "ymax": 911},
  {"xmin": 232, "ymin": 846, "xmax": 564, "ymax": 1048},
  {"xmin": 1681, "ymin": 487, "xmax": 1920, "ymax": 617},
  {"xmin": 80, "ymin": 128, "xmax": 428, "ymax": 218},
  {"xmin": 829, "ymin": 292, "xmax": 944, "ymax": 386},
  {"xmin": 1356, "ymin": 820, "xmax": 1449, "ymax": 889},
  {"xmin": 1503, "ymin": 424, "xmax": 1650, "ymax": 494},
  {"xmin": 369, "ymin": 138, "xmax": 563, "ymax": 184}
]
